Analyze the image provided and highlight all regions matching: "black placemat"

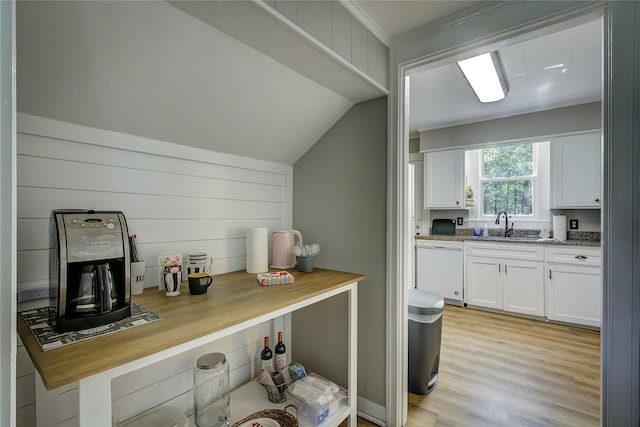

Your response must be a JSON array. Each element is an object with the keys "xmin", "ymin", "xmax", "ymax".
[{"xmin": 21, "ymin": 302, "xmax": 163, "ymax": 351}]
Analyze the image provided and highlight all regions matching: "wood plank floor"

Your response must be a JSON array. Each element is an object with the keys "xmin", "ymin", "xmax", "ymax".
[{"xmin": 357, "ymin": 305, "xmax": 600, "ymax": 427}]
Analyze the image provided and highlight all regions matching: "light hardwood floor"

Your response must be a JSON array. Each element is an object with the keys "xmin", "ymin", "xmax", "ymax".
[{"xmin": 357, "ymin": 305, "xmax": 600, "ymax": 427}]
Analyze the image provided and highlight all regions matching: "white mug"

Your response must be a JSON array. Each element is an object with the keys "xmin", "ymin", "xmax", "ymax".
[
  {"xmin": 189, "ymin": 254, "xmax": 213, "ymax": 273},
  {"xmin": 130, "ymin": 261, "xmax": 146, "ymax": 295},
  {"xmin": 164, "ymin": 272, "xmax": 182, "ymax": 296}
]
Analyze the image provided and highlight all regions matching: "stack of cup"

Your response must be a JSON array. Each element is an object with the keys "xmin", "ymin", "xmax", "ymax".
[{"xmin": 188, "ymin": 252, "xmax": 213, "ymax": 275}]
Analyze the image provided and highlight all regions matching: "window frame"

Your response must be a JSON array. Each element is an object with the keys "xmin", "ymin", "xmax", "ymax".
[
  {"xmin": 480, "ymin": 142, "xmax": 537, "ymax": 217},
  {"xmin": 473, "ymin": 141, "xmax": 548, "ymax": 223}
]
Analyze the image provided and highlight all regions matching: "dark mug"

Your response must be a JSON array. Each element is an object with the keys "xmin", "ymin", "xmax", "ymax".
[{"xmin": 188, "ymin": 273, "xmax": 213, "ymax": 295}]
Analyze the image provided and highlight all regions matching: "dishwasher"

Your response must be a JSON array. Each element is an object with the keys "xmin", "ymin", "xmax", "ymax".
[{"xmin": 416, "ymin": 239, "xmax": 464, "ymax": 305}]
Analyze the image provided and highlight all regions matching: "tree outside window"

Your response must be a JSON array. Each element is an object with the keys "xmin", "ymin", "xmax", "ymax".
[{"xmin": 482, "ymin": 143, "xmax": 534, "ymax": 216}]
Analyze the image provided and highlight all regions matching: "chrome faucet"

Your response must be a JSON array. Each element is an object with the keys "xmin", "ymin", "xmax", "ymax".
[{"xmin": 495, "ymin": 211, "xmax": 514, "ymax": 237}]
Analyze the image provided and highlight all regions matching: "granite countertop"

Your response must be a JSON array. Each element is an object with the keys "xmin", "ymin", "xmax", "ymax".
[{"xmin": 417, "ymin": 229, "xmax": 601, "ymax": 247}]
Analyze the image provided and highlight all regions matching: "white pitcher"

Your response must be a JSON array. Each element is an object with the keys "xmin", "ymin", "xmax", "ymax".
[{"xmin": 271, "ymin": 230, "xmax": 303, "ymax": 268}]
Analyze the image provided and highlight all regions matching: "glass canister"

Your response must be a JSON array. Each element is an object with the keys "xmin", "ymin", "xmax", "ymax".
[{"xmin": 194, "ymin": 352, "xmax": 230, "ymax": 427}]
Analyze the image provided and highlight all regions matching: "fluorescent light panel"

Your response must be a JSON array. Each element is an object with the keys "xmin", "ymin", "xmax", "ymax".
[{"xmin": 457, "ymin": 51, "xmax": 509, "ymax": 103}]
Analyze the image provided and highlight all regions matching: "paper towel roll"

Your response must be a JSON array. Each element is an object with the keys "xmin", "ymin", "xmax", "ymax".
[
  {"xmin": 246, "ymin": 227, "xmax": 268, "ymax": 273},
  {"xmin": 553, "ymin": 215, "xmax": 567, "ymax": 241}
]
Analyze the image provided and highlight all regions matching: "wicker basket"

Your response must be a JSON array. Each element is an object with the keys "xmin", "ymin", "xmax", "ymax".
[{"xmin": 231, "ymin": 405, "xmax": 299, "ymax": 427}]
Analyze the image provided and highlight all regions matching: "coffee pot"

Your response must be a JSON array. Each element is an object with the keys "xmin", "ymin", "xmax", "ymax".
[{"xmin": 271, "ymin": 230, "xmax": 303, "ymax": 268}]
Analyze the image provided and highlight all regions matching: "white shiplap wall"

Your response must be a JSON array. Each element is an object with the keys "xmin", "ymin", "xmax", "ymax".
[{"xmin": 16, "ymin": 113, "xmax": 293, "ymax": 426}]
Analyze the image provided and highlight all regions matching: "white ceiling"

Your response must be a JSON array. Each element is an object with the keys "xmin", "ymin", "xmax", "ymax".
[
  {"xmin": 347, "ymin": 1, "xmax": 602, "ymax": 135},
  {"xmin": 407, "ymin": 17, "xmax": 603, "ymax": 134},
  {"xmin": 16, "ymin": 1, "xmax": 603, "ymax": 163},
  {"xmin": 349, "ymin": 0, "xmax": 488, "ymax": 43},
  {"xmin": 16, "ymin": 1, "xmax": 353, "ymax": 165}
]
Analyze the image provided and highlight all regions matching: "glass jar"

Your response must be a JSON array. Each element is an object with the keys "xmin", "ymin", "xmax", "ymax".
[{"xmin": 194, "ymin": 352, "xmax": 230, "ymax": 427}]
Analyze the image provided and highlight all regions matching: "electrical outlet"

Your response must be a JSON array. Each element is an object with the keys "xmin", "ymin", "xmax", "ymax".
[
  {"xmin": 569, "ymin": 219, "xmax": 579, "ymax": 230},
  {"xmin": 18, "ymin": 287, "xmax": 49, "ymax": 302},
  {"xmin": 457, "ymin": 217, "xmax": 464, "ymax": 226}
]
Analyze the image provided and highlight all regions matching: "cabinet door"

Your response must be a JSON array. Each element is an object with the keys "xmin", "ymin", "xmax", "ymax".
[
  {"xmin": 503, "ymin": 260, "xmax": 544, "ymax": 316},
  {"xmin": 465, "ymin": 256, "xmax": 502, "ymax": 309},
  {"xmin": 424, "ymin": 150, "xmax": 464, "ymax": 209},
  {"xmin": 546, "ymin": 264, "xmax": 602, "ymax": 327},
  {"xmin": 551, "ymin": 133, "xmax": 601, "ymax": 208}
]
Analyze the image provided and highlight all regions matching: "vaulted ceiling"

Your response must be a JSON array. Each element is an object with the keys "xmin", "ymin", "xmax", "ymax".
[{"xmin": 16, "ymin": 1, "xmax": 602, "ymax": 163}]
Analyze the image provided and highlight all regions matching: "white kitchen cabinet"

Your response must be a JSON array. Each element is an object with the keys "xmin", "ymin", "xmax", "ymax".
[
  {"xmin": 424, "ymin": 149, "xmax": 464, "ymax": 209},
  {"xmin": 465, "ymin": 256, "xmax": 502, "ymax": 309},
  {"xmin": 502, "ymin": 259, "xmax": 545, "ymax": 316},
  {"xmin": 465, "ymin": 242, "xmax": 545, "ymax": 317},
  {"xmin": 545, "ymin": 246, "xmax": 602, "ymax": 328},
  {"xmin": 551, "ymin": 132, "xmax": 602, "ymax": 208}
]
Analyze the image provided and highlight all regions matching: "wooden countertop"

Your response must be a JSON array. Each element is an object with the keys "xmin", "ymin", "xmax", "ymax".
[{"xmin": 17, "ymin": 268, "xmax": 366, "ymax": 390}]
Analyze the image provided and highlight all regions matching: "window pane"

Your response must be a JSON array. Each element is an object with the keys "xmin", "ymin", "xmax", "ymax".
[
  {"xmin": 482, "ymin": 180, "xmax": 533, "ymax": 215},
  {"xmin": 483, "ymin": 144, "xmax": 533, "ymax": 178}
]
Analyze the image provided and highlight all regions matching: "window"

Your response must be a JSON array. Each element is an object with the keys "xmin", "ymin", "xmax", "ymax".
[
  {"xmin": 465, "ymin": 140, "xmax": 549, "ymax": 224},
  {"xmin": 481, "ymin": 143, "xmax": 535, "ymax": 216}
]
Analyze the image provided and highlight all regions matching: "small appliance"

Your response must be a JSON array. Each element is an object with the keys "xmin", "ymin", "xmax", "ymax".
[
  {"xmin": 49, "ymin": 209, "xmax": 131, "ymax": 332},
  {"xmin": 271, "ymin": 230, "xmax": 303, "ymax": 268}
]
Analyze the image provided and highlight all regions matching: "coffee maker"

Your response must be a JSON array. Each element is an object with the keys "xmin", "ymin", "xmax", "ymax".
[{"xmin": 49, "ymin": 209, "xmax": 131, "ymax": 332}]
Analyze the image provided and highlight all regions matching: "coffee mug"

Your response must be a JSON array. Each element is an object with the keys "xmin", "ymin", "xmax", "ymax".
[
  {"xmin": 188, "ymin": 272, "xmax": 213, "ymax": 295},
  {"xmin": 187, "ymin": 263, "xmax": 208, "ymax": 275},
  {"xmin": 164, "ymin": 272, "xmax": 182, "ymax": 296},
  {"xmin": 189, "ymin": 253, "xmax": 213, "ymax": 273}
]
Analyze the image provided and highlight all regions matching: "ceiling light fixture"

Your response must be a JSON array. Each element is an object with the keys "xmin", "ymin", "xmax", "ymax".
[{"xmin": 457, "ymin": 51, "xmax": 509, "ymax": 103}]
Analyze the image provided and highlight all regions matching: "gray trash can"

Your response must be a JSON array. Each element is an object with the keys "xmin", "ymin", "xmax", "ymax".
[{"xmin": 408, "ymin": 288, "xmax": 444, "ymax": 395}]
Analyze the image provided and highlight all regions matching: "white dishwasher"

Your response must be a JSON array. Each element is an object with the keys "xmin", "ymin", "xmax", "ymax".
[{"xmin": 416, "ymin": 239, "xmax": 464, "ymax": 306}]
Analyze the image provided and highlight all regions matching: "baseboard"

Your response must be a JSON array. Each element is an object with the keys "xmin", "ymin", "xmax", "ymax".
[{"xmin": 357, "ymin": 396, "xmax": 386, "ymax": 426}]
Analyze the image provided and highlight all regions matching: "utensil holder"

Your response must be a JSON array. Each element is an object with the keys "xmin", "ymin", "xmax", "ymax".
[{"xmin": 296, "ymin": 256, "xmax": 314, "ymax": 272}]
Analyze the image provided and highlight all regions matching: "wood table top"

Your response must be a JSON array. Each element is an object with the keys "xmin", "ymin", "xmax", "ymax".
[{"xmin": 17, "ymin": 268, "xmax": 366, "ymax": 390}]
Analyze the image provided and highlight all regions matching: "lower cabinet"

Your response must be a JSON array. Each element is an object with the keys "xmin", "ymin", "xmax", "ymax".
[
  {"xmin": 545, "ymin": 246, "xmax": 602, "ymax": 328},
  {"xmin": 465, "ymin": 243, "xmax": 545, "ymax": 317}
]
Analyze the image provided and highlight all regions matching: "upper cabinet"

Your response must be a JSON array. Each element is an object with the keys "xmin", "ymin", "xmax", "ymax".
[
  {"xmin": 551, "ymin": 132, "xmax": 602, "ymax": 208},
  {"xmin": 424, "ymin": 149, "xmax": 464, "ymax": 209}
]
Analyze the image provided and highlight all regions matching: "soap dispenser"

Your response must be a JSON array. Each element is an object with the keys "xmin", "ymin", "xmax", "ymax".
[{"xmin": 483, "ymin": 223, "xmax": 489, "ymax": 237}]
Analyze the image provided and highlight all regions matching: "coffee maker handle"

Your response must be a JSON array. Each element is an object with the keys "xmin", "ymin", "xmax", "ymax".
[{"xmin": 292, "ymin": 230, "xmax": 303, "ymax": 247}]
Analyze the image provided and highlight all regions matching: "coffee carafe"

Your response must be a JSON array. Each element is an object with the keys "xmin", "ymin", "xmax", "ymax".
[{"xmin": 71, "ymin": 264, "xmax": 117, "ymax": 315}]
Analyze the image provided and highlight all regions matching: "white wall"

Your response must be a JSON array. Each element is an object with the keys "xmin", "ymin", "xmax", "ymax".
[
  {"xmin": 419, "ymin": 102, "xmax": 601, "ymax": 152},
  {"xmin": 15, "ymin": 114, "xmax": 293, "ymax": 426}
]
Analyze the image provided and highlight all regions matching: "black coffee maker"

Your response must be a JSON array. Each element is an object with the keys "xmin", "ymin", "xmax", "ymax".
[{"xmin": 49, "ymin": 209, "xmax": 131, "ymax": 332}]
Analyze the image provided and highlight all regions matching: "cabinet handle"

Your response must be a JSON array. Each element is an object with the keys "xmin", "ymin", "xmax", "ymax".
[
  {"xmin": 549, "ymin": 270, "xmax": 552, "ymax": 279},
  {"xmin": 456, "ymin": 201, "xmax": 460, "ymax": 205},
  {"xmin": 595, "ymin": 198, "xmax": 600, "ymax": 203},
  {"xmin": 505, "ymin": 264, "xmax": 508, "ymax": 274},
  {"xmin": 575, "ymin": 255, "xmax": 588, "ymax": 260},
  {"xmin": 498, "ymin": 264, "xmax": 501, "ymax": 273}
]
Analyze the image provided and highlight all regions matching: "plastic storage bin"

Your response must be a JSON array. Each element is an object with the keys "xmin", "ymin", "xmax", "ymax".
[
  {"xmin": 285, "ymin": 375, "xmax": 346, "ymax": 425},
  {"xmin": 408, "ymin": 289, "xmax": 444, "ymax": 395}
]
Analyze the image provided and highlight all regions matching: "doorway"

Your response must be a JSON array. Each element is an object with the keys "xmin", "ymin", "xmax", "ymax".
[{"xmin": 389, "ymin": 5, "xmax": 610, "ymax": 426}]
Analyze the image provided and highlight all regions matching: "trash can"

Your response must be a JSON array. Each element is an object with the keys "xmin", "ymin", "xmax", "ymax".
[{"xmin": 408, "ymin": 288, "xmax": 444, "ymax": 395}]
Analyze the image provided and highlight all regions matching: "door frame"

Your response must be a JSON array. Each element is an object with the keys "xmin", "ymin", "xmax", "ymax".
[
  {"xmin": 0, "ymin": 0, "xmax": 17, "ymax": 425},
  {"xmin": 387, "ymin": 2, "xmax": 637, "ymax": 425}
]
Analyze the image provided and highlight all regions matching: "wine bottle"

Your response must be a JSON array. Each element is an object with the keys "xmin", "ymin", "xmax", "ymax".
[
  {"xmin": 260, "ymin": 336, "xmax": 273, "ymax": 371},
  {"xmin": 275, "ymin": 331, "xmax": 287, "ymax": 370}
]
